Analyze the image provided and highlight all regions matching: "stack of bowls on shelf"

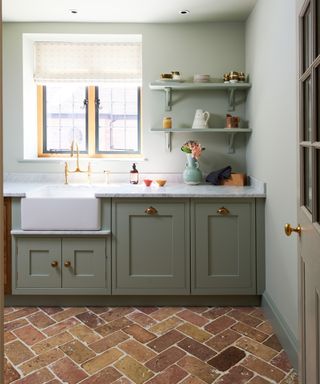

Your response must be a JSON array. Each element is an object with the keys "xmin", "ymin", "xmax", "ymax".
[{"xmin": 193, "ymin": 74, "xmax": 210, "ymax": 83}]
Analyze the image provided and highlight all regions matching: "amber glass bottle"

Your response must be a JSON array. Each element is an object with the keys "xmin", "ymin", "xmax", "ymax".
[{"xmin": 130, "ymin": 163, "xmax": 139, "ymax": 184}]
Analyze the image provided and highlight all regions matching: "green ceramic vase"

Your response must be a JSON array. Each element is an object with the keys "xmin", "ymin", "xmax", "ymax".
[{"xmin": 183, "ymin": 154, "xmax": 202, "ymax": 185}]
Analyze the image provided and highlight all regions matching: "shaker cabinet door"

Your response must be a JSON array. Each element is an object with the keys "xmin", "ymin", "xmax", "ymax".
[
  {"xmin": 112, "ymin": 199, "xmax": 190, "ymax": 294},
  {"xmin": 61, "ymin": 238, "xmax": 106, "ymax": 289},
  {"xmin": 192, "ymin": 200, "xmax": 256, "ymax": 294},
  {"xmin": 16, "ymin": 238, "xmax": 61, "ymax": 288}
]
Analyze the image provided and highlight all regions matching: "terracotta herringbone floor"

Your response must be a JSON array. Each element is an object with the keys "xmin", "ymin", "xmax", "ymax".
[{"xmin": 4, "ymin": 306, "xmax": 299, "ymax": 384}]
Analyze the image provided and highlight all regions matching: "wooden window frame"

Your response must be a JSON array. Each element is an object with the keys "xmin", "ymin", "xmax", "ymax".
[{"xmin": 37, "ymin": 84, "xmax": 142, "ymax": 158}]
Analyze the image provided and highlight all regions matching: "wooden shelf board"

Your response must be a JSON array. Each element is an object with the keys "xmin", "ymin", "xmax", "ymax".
[
  {"xmin": 149, "ymin": 82, "xmax": 251, "ymax": 91},
  {"xmin": 151, "ymin": 128, "xmax": 252, "ymax": 133}
]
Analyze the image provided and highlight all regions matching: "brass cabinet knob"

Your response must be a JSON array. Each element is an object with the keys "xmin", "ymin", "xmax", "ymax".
[
  {"xmin": 145, "ymin": 206, "xmax": 158, "ymax": 215},
  {"xmin": 64, "ymin": 261, "xmax": 71, "ymax": 267},
  {"xmin": 284, "ymin": 223, "xmax": 302, "ymax": 236},
  {"xmin": 217, "ymin": 207, "xmax": 230, "ymax": 215},
  {"xmin": 51, "ymin": 260, "xmax": 58, "ymax": 268}
]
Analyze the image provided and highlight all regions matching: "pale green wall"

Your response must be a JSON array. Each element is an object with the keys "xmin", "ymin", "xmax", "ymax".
[
  {"xmin": 3, "ymin": 22, "xmax": 247, "ymax": 175},
  {"xmin": 246, "ymin": 0, "xmax": 298, "ymax": 340}
]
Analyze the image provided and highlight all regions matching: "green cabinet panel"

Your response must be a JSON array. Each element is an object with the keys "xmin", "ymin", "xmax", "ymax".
[
  {"xmin": 112, "ymin": 199, "xmax": 190, "ymax": 294},
  {"xmin": 15, "ymin": 236, "xmax": 108, "ymax": 293},
  {"xmin": 192, "ymin": 200, "xmax": 256, "ymax": 294},
  {"xmin": 17, "ymin": 238, "xmax": 61, "ymax": 288},
  {"xmin": 62, "ymin": 238, "xmax": 106, "ymax": 289}
]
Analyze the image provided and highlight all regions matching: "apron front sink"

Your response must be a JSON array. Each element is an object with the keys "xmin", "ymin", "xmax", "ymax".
[{"xmin": 21, "ymin": 185, "xmax": 101, "ymax": 231}]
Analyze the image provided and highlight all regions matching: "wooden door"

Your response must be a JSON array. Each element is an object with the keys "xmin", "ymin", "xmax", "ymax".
[
  {"xmin": 61, "ymin": 238, "xmax": 106, "ymax": 289},
  {"xmin": 112, "ymin": 199, "xmax": 190, "ymax": 294},
  {"xmin": 17, "ymin": 238, "xmax": 61, "ymax": 288},
  {"xmin": 4, "ymin": 197, "xmax": 11, "ymax": 294},
  {"xmin": 297, "ymin": 1, "xmax": 320, "ymax": 382},
  {"xmin": 192, "ymin": 200, "xmax": 255, "ymax": 294}
]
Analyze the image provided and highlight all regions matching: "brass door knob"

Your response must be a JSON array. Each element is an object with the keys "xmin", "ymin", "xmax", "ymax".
[
  {"xmin": 64, "ymin": 261, "xmax": 71, "ymax": 267},
  {"xmin": 51, "ymin": 260, "xmax": 58, "ymax": 268},
  {"xmin": 284, "ymin": 223, "xmax": 302, "ymax": 236},
  {"xmin": 217, "ymin": 207, "xmax": 230, "ymax": 215},
  {"xmin": 145, "ymin": 206, "xmax": 158, "ymax": 215}
]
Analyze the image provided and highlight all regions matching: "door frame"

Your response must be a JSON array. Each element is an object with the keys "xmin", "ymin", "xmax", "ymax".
[
  {"xmin": 0, "ymin": 0, "xmax": 4, "ymax": 380},
  {"xmin": 297, "ymin": 0, "xmax": 320, "ymax": 382}
]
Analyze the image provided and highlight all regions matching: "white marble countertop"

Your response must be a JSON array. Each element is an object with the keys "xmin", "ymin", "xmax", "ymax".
[{"xmin": 4, "ymin": 178, "xmax": 266, "ymax": 198}]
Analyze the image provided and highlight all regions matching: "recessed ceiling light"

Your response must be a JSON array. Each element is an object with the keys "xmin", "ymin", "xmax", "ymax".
[
  {"xmin": 179, "ymin": 10, "xmax": 190, "ymax": 15},
  {"xmin": 69, "ymin": 9, "xmax": 78, "ymax": 14}
]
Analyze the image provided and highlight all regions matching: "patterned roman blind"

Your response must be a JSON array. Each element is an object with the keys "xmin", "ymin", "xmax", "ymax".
[{"xmin": 33, "ymin": 40, "xmax": 142, "ymax": 83}]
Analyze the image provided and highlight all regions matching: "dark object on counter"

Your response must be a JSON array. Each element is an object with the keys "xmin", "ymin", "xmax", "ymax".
[
  {"xmin": 206, "ymin": 166, "xmax": 232, "ymax": 185},
  {"xmin": 130, "ymin": 163, "xmax": 139, "ymax": 184}
]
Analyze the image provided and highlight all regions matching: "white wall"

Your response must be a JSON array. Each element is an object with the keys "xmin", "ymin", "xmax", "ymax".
[
  {"xmin": 246, "ymin": 0, "xmax": 298, "ymax": 339},
  {"xmin": 3, "ymin": 22, "xmax": 247, "ymax": 175}
]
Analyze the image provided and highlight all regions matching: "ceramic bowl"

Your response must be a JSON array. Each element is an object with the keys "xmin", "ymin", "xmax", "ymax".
[
  {"xmin": 143, "ymin": 179, "xmax": 153, "ymax": 187},
  {"xmin": 156, "ymin": 179, "xmax": 167, "ymax": 187}
]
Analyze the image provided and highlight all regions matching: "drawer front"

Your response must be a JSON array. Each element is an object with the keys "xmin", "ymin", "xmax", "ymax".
[
  {"xmin": 112, "ymin": 200, "xmax": 190, "ymax": 294},
  {"xmin": 62, "ymin": 238, "xmax": 106, "ymax": 289},
  {"xmin": 192, "ymin": 201, "xmax": 256, "ymax": 294},
  {"xmin": 17, "ymin": 238, "xmax": 61, "ymax": 288}
]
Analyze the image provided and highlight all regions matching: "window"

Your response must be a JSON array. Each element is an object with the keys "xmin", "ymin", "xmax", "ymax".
[
  {"xmin": 34, "ymin": 37, "xmax": 142, "ymax": 158},
  {"xmin": 38, "ymin": 84, "xmax": 141, "ymax": 157}
]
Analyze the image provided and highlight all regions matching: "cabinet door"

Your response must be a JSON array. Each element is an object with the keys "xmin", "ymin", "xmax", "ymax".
[
  {"xmin": 112, "ymin": 200, "xmax": 190, "ymax": 294},
  {"xmin": 17, "ymin": 238, "xmax": 61, "ymax": 288},
  {"xmin": 4, "ymin": 198, "xmax": 12, "ymax": 294},
  {"xmin": 62, "ymin": 238, "xmax": 106, "ymax": 289},
  {"xmin": 192, "ymin": 201, "xmax": 255, "ymax": 294}
]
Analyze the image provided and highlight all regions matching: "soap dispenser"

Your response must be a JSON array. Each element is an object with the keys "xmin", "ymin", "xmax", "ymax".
[{"xmin": 130, "ymin": 163, "xmax": 139, "ymax": 184}]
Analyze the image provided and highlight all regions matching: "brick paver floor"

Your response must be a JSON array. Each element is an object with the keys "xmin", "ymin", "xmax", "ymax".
[{"xmin": 4, "ymin": 306, "xmax": 299, "ymax": 383}]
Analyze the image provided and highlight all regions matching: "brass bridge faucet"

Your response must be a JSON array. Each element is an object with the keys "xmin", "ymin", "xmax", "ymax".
[{"xmin": 64, "ymin": 141, "xmax": 91, "ymax": 184}]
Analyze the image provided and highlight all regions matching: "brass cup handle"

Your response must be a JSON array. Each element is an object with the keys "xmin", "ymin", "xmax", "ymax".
[
  {"xmin": 51, "ymin": 261, "xmax": 58, "ymax": 268},
  {"xmin": 284, "ymin": 223, "xmax": 302, "ymax": 236},
  {"xmin": 217, "ymin": 207, "xmax": 230, "ymax": 215},
  {"xmin": 64, "ymin": 261, "xmax": 71, "ymax": 267},
  {"xmin": 145, "ymin": 206, "xmax": 158, "ymax": 215}
]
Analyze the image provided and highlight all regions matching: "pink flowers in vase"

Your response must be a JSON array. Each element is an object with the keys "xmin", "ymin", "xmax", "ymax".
[{"xmin": 181, "ymin": 140, "xmax": 205, "ymax": 160}]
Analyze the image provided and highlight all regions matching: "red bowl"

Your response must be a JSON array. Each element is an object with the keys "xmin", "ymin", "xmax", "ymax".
[{"xmin": 143, "ymin": 179, "xmax": 153, "ymax": 187}]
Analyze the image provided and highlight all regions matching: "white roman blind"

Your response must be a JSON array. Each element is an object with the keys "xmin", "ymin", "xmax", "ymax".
[{"xmin": 33, "ymin": 40, "xmax": 142, "ymax": 83}]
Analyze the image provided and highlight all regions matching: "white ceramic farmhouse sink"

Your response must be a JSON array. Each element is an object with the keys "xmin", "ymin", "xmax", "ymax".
[{"xmin": 21, "ymin": 185, "xmax": 101, "ymax": 230}]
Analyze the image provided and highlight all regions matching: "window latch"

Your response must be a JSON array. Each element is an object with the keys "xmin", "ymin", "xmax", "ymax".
[
  {"xmin": 95, "ymin": 98, "xmax": 103, "ymax": 110},
  {"xmin": 81, "ymin": 98, "xmax": 88, "ymax": 109}
]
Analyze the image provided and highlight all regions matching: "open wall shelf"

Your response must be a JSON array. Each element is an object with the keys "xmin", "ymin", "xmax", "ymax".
[
  {"xmin": 150, "ymin": 128, "xmax": 252, "ymax": 153},
  {"xmin": 149, "ymin": 82, "xmax": 251, "ymax": 111}
]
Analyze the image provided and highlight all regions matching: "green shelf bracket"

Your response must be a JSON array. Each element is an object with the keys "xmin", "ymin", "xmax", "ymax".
[
  {"xmin": 165, "ymin": 131, "xmax": 172, "ymax": 152},
  {"xmin": 164, "ymin": 87, "xmax": 172, "ymax": 111},
  {"xmin": 228, "ymin": 89, "xmax": 235, "ymax": 111},
  {"xmin": 227, "ymin": 133, "xmax": 236, "ymax": 154}
]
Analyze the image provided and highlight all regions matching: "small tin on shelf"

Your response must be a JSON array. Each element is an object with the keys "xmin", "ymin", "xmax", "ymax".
[{"xmin": 162, "ymin": 116, "xmax": 172, "ymax": 129}]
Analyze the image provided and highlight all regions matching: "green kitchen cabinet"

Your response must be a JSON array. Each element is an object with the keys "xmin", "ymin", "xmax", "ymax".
[
  {"xmin": 191, "ymin": 199, "xmax": 256, "ymax": 294},
  {"xmin": 15, "ymin": 237, "xmax": 108, "ymax": 294},
  {"xmin": 112, "ymin": 199, "xmax": 190, "ymax": 294},
  {"xmin": 17, "ymin": 238, "xmax": 61, "ymax": 289},
  {"xmin": 62, "ymin": 238, "xmax": 106, "ymax": 289}
]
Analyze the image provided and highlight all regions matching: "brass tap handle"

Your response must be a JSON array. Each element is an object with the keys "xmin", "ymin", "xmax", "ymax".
[
  {"xmin": 64, "ymin": 261, "xmax": 71, "ymax": 267},
  {"xmin": 64, "ymin": 162, "xmax": 69, "ymax": 185},
  {"xmin": 88, "ymin": 162, "xmax": 91, "ymax": 181},
  {"xmin": 217, "ymin": 207, "xmax": 230, "ymax": 215},
  {"xmin": 145, "ymin": 207, "xmax": 158, "ymax": 215},
  {"xmin": 284, "ymin": 223, "xmax": 302, "ymax": 236},
  {"xmin": 51, "ymin": 261, "xmax": 58, "ymax": 268}
]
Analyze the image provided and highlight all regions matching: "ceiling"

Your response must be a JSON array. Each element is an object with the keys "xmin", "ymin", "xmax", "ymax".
[{"xmin": 3, "ymin": 0, "xmax": 257, "ymax": 23}]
